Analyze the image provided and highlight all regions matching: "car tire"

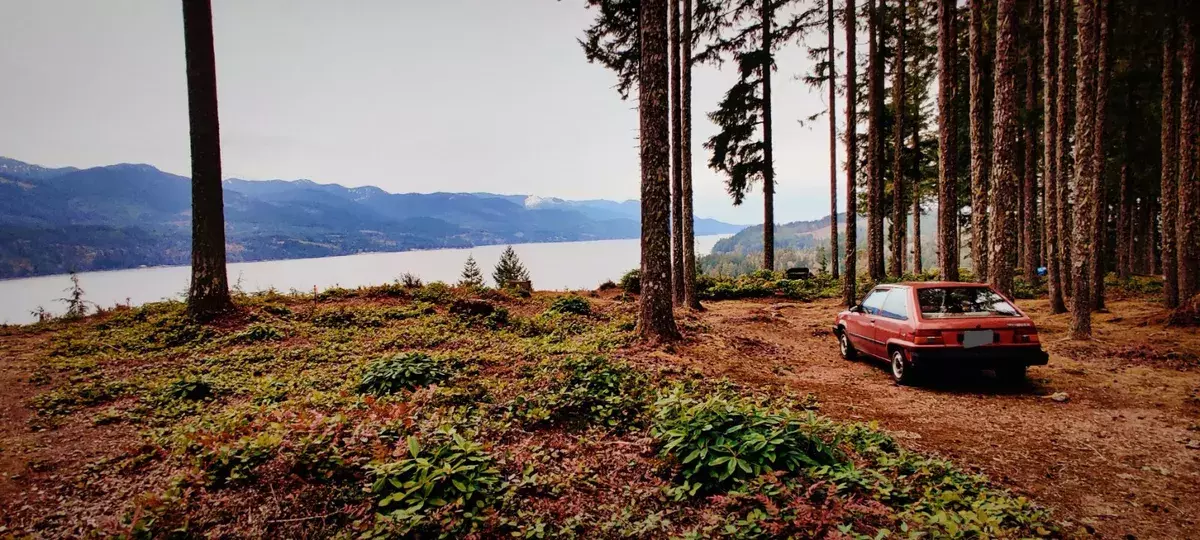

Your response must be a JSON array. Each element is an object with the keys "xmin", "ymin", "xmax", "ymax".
[
  {"xmin": 996, "ymin": 365, "xmax": 1027, "ymax": 384},
  {"xmin": 891, "ymin": 348, "xmax": 917, "ymax": 386},
  {"xmin": 838, "ymin": 329, "xmax": 857, "ymax": 360}
]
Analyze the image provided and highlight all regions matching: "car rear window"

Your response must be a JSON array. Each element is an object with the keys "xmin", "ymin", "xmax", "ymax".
[{"xmin": 917, "ymin": 287, "xmax": 1019, "ymax": 318}]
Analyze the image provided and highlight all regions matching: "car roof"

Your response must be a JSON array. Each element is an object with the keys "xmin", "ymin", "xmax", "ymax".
[{"xmin": 900, "ymin": 281, "xmax": 993, "ymax": 289}]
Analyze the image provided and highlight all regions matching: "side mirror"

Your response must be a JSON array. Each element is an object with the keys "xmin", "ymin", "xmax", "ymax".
[{"xmin": 849, "ymin": 305, "xmax": 864, "ymax": 314}]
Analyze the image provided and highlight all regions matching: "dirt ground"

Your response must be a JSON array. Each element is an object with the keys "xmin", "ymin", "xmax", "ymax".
[
  {"xmin": 653, "ymin": 297, "xmax": 1200, "ymax": 539},
  {"xmin": 2, "ymin": 295, "xmax": 1198, "ymax": 538}
]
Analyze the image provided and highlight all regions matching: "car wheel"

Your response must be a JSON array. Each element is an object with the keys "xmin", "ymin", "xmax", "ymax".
[
  {"xmin": 838, "ymin": 330, "xmax": 857, "ymax": 360},
  {"xmin": 996, "ymin": 365, "xmax": 1027, "ymax": 384},
  {"xmin": 891, "ymin": 349, "xmax": 916, "ymax": 385}
]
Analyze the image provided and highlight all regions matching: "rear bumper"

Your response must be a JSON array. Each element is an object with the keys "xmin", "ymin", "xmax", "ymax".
[{"xmin": 908, "ymin": 346, "xmax": 1049, "ymax": 368}]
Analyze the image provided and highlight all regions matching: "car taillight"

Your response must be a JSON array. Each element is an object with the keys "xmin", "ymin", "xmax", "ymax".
[
  {"xmin": 1015, "ymin": 327, "xmax": 1040, "ymax": 343},
  {"xmin": 914, "ymin": 329, "xmax": 944, "ymax": 345}
]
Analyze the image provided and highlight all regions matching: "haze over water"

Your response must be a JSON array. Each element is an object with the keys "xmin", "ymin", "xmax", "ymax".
[{"xmin": 0, "ymin": 236, "xmax": 728, "ymax": 324}]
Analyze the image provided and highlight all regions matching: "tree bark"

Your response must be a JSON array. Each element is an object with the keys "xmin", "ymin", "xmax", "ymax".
[
  {"xmin": 1178, "ymin": 13, "xmax": 1199, "ymax": 300},
  {"xmin": 1042, "ymin": 0, "xmax": 1065, "ymax": 311},
  {"xmin": 937, "ymin": 0, "xmax": 959, "ymax": 282},
  {"xmin": 1117, "ymin": 92, "xmax": 1132, "ymax": 280},
  {"xmin": 844, "ymin": 0, "xmax": 861, "ymax": 305},
  {"xmin": 1090, "ymin": 0, "xmax": 1110, "ymax": 311},
  {"xmin": 669, "ymin": 0, "xmax": 685, "ymax": 304},
  {"xmin": 762, "ymin": 0, "xmax": 776, "ymax": 272},
  {"xmin": 681, "ymin": 0, "xmax": 701, "ymax": 310},
  {"xmin": 637, "ymin": 0, "xmax": 681, "ymax": 342},
  {"xmin": 1069, "ymin": 0, "xmax": 1097, "ymax": 339},
  {"xmin": 1149, "ymin": 200, "xmax": 1160, "ymax": 276},
  {"xmin": 868, "ymin": 0, "xmax": 886, "ymax": 280},
  {"xmin": 890, "ymin": 0, "xmax": 908, "ymax": 279},
  {"xmin": 970, "ymin": 0, "xmax": 993, "ymax": 282},
  {"xmin": 987, "ymin": 0, "xmax": 1019, "ymax": 298},
  {"xmin": 1053, "ymin": 0, "xmax": 1073, "ymax": 310},
  {"xmin": 1022, "ymin": 0, "xmax": 1040, "ymax": 284},
  {"xmin": 1162, "ymin": 10, "xmax": 1180, "ymax": 308},
  {"xmin": 912, "ymin": 91, "xmax": 922, "ymax": 274},
  {"xmin": 829, "ymin": 0, "xmax": 840, "ymax": 280},
  {"xmin": 182, "ymin": 0, "xmax": 233, "ymax": 321},
  {"xmin": 1056, "ymin": 0, "xmax": 1075, "ymax": 300}
]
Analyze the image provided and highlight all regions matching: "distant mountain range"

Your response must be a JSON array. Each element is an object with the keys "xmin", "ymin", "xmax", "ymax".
[
  {"xmin": 0, "ymin": 156, "xmax": 743, "ymax": 279},
  {"xmin": 712, "ymin": 211, "xmax": 938, "ymax": 256}
]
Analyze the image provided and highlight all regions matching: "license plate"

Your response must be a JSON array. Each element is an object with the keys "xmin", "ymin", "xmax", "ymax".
[{"xmin": 962, "ymin": 330, "xmax": 994, "ymax": 349}]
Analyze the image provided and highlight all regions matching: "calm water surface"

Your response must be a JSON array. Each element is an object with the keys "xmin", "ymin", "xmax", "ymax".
[{"xmin": 0, "ymin": 235, "xmax": 727, "ymax": 324}]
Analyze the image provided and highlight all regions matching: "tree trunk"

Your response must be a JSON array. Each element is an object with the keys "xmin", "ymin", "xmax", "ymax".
[
  {"xmin": 1117, "ymin": 92, "xmax": 1132, "ymax": 280},
  {"xmin": 1069, "ymin": 0, "xmax": 1097, "ymax": 339},
  {"xmin": 669, "ymin": 0, "xmax": 685, "ymax": 304},
  {"xmin": 681, "ymin": 0, "xmax": 701, "ymax": 310},
  {"xmin": 182, "ymin": 0, "xmax": 233, "ymax": 321},
  {"xmin": 1148, "ymin": 200, "xmax": 1160, "ymax": 276},
  {"xmin": 987, "ymin": 0, "xmax": 1019, "ymax": 298},
  {"xmin": 1162, "ymin": 12, "xmax": 1180, "ymax": 308},
  {"xmin": 829, "ymin": 0, "xmax": 840, "ymax": 280},
  {"xmin": 1053, "ymin": 0, "xmax": 1072, "ymax": 311},
  {"xmin": 868, "ymin": 0, "xmax": 885, "ymax": 280},
  {"xmin": 844, "ymin": 0, "xmax": 860, "ymax": 306},
  {"xmin": 637, "ymin": 0, "xmax": 681, "ymax": 342},
  {"xmin": 970, "ymin": 0, "xmax": 993, "ymax": 282},
  {"xmin": 1057, "ymin": 0, "xmax": 1073, "ymax": 299},
  {"xmin": 1022, "ymin": 0, "xmax": 1040, "ymax": 284},
  {"xmin": 937, "ymin": 0, "xmax": 959, "ymax": 282},
  {"xmin": 1042, "ymin": 0, "xmax": 1064, "ymax": 311},
  {"xmin": 912, "ymin": 95, "xmax": 922, "ymax": 274},
  {"xmin": 762, "ymin": 0, "xmax": 776, "ymax": 272},
  {"xmin": 890, "ymin": 0, "xmax": 908, "ymax": 279},
  {"xmin": 1178, "ymin": 14, "xmax": 1199, "ymax": 300},
  {"xmin": 1090, "ymin": 0, "xmax": 1110, "ymax": 311}
]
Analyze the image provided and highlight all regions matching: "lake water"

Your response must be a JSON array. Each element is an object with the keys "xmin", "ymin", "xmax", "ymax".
[{"xmin": 0, "ymin": 235, "xmax": 728, "ymax": 324}]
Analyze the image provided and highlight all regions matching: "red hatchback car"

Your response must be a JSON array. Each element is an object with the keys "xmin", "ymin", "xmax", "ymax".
[{"xmin": 833, "ymin": 282, "xmax": 1049, "ymax": 385}]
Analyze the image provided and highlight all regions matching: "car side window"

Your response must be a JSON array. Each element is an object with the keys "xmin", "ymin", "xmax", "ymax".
[
  {"xmin": 861, "ymin": 289, "xmax": 888, "ymax": 315},
  {"xmin": 880, "ymin": 289, "xmax": 910, "ymax": 320}
]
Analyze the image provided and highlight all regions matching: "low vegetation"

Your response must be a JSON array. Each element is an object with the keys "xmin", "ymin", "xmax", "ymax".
[{"xmin": 2, "ymin": 279, "xmax": 1067, "ymax": 538}]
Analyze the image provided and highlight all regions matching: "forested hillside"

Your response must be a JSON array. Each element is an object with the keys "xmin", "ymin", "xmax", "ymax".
[{"xmin": 0, "ymin": 157, "xmax": 741, "ymax": 278}]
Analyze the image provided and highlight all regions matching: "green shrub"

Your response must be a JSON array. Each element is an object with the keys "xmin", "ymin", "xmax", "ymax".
[
  {"xmin": 358, "ymin": 353, "xmax": 449, "ymax": 395},
  {"xmin": 164, "ymin": 375, "xmax": 214, "ymax": 401},
  {"xmin": 619, "ymin": 269, "xmax": 641, "ymax": 294},
  {"xmin": 30, "ymin": 380, "xmax": 127, "ymax": 417},
  {"xmin": 200, "ymin": 431, "xmax": 284, "ymax": 487},
  {"xmin": 312, "ymin": 307, "xmax": 383, "ymax": 329},
  {"xmin": 231, "ymin": 323, "xmax": 284, "ymax": 343},
  {"xmin": 547, "ymin": 295, "xmax": 591, "ymax": 316},
  {"xmin": 514, "ymin": 356, "xmax": 649, "ymax": 430},
  {"xmin": 651, "ymin": 386, "xmax": 842, "ymax": 495},
  {"xmin": 597, "ymin": 279, "xmax": 618, "ymax": 291},
  {"xmin": 414, "ymin": 281, "xmax": 454, "ymax": 304},
  {"xmin": 368, "ymin": 429, "xmax": 503, "ymax": 536}
]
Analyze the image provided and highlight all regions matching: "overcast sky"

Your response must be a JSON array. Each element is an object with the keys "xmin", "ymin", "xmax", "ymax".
[{"xmin": 0, "ymin": 0, "xmax": 842, "ymax": 224}]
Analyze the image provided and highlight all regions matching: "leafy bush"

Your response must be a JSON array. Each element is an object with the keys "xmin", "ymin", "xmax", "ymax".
[
  {"xmin": 400, "ymin": 273, "xmax": 424, "ymax": 288},
  {"xmin": 231, "ymin": 323, "xmax": 284, "ymax": 343},
  {"xmin": 164, "ymin": 375, "xmax": 214, "ymax": 401},
  {"xmin": 514, "ymin": 356, "xmax": 649, "ymax": 430},
  {"xmin": 597, "ymin": 279, "xmax": 618, "ymax": 291},
  {"xmin": 414, "ymin": 281, "xmax": 454, "ymax": 304},
  {"xmin": 30, "ymin": 380, "xmax": 127, "ymax": 417},
  {"xmin": 618, "ymin": 269, "xmax": 641, "ymax": 294},
  {"xmin": 369, "ymin": 430, "xmax": 503, "ymax": 536},
  {"xmin": 546, "ymin": 295, "xmax": 591, "ymax": 316},
  {"xmin": 651, "ymin": 386, "xmax": 842, "ymax": 495},
  {"xmin": 200, "ymin": 431, "xmax": 284, "ymax": 487},
  {"xmin": 358, "ymin": 353, "xmax": 449, "ymax": 395}
]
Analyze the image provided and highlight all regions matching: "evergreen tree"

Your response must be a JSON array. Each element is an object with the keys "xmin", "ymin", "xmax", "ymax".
[
  {"xmin": 182, "ymin": 0, "xmax": 233, "ymax": 321},
  {"xmin": 1090, "ymin": 0, "xmax": 1111, "ymax": 311},
  {"xmin": 681, "ymin": 0, "xmax": 704, "ymax": 310},
  {"xmin": 969, "ymin": 0, "xmax": 994, "ymax": 282},
  {"xmin": 889, "ymin": 0, "xmax": 908, "ymax": 279},
  {"xmin": 1178, "ymin": 12, "xmax": 1199, "ymax": 300},
  {"xmin": 670, "ymin": 0, "xmax": 685, "ymax": 303},
  {"xmin": 1070, "ymin": 0, "xmax": 1098, "ymax": 339},
  {"xmin": 844, "ymin": 0, "xmax": 860, "ymax": 305},
  {"xmin": 936, "ymin": 0, "xmax": 960, "ymax": 281},
  {"xmin": 1042, "ymin": 0, "xmax": 1066, "ymax": 312},
  {"xmin": 638, "ymin": 0, "xmax": 682, "ymax": 341},
  {"xmin": 986, "ymin": 0, "xmax": 1019, "ymax": 299},
  {"xmin": 1161, "ymin": 8, "xmax": 1180, "ymax": 308},
  {"xmin": 492, "ymin": 246, "xmax": 531, "ymax": 287},
  {"xmin": 459, "ymin": 255, "xmax": 485, "ymax": 288}
]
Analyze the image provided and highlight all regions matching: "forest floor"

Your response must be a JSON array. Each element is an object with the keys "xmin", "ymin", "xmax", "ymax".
[
  {"xmin": 0, "ymin": 285, "xmax": 1196, "ymax": 538},
  {"xmin": 661, "ymin": 296, "xmax": 1200, "ymax": 539}
]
